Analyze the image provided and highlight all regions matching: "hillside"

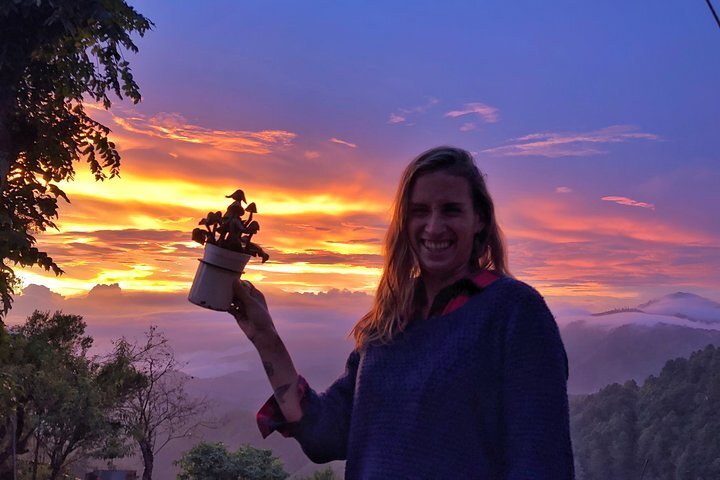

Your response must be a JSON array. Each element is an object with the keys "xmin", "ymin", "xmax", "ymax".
[
  {"xmin": 570, "ymin": 345, "xmax": 720, "ymax": 479},
  {"xmin": 561, "ymin": 291, "xmax": 720, "ymax": 393},
  {"xmin": 563, "ymin": 321, "xmax": 720, "ymax": 393}
]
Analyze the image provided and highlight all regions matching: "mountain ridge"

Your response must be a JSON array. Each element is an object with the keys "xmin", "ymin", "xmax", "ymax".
[{"xmin": 591, "ymin": 291, "xmax": 720, "ymax": 325}]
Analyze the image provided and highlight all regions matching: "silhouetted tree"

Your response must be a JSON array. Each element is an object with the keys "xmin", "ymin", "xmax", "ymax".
[
  {"xmin": 0, "ymin": 0, "xmax": 152, "ymax": 319},
  {"xmin": 109, "ymin": 327, "xmax": 210, "ymax": 480},
  {"xmin": 0, "ymin": 310, "xmax": 143, "ymax": 479},
  {"xmin": 175, "ymin": 441, "xmax": 288, "ymax": 480}
]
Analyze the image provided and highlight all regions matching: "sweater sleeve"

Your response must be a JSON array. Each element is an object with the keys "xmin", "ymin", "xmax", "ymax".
[
  {"xmin": 501, "ymin": 286, "xmax": 575, "ymax": 479},
  {"xmin": 259, "ymin": 350, "xmax": 360, "ymax": 464}
]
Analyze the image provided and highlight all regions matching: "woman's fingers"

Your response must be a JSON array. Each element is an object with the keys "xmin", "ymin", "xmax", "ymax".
[
  {"xmin": 231, "ymin": 280, "xmax": 263, "ymax": 301},
  {"xmin": 229, "ymin": 280, "xmax": 252, "ymax": 319},
  {"xmin": 229, "ymin": 280, "xmax": 270, "ymax": 322},
  {"xmin": 232, "ymin": 279, "xmax": 251, "ymax": 300}
]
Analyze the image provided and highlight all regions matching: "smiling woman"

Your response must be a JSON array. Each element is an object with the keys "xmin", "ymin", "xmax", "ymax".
[
  {"xmin": 227, "ymin": 146, "xmax": 575, "ymax": 479},
  {"xmin": 408, "ymin": 172, "xmax": 483, "ymax": 297}
]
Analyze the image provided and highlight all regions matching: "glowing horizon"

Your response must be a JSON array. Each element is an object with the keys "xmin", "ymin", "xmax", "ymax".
[{"xmin": 9, "ymin": 0, "xmax": 720, "ymax": 318}]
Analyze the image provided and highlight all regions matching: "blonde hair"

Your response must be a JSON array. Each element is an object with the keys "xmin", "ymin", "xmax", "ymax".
[{"xmin": 350, "ymin": 146, "xmax": 509, "ymax": 349}]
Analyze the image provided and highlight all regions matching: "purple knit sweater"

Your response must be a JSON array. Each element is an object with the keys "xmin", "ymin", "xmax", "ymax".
[{"xmin": 287, "ymin": 277, "xmax": 574, "ymax": 479}]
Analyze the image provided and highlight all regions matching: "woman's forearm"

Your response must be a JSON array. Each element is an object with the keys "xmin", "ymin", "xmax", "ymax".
[
  {"xmin": 253, "ymin": 332, "xmax": 303, "ymax": 422},
  {"xmin": 228, "ymin": 280, "xmax": 304, "ymax": 422}
]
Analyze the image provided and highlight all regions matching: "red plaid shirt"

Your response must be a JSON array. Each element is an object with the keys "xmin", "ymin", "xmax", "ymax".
[{"xmin": 257, "ymin": 269, "xmax": 501, "ymax": 438}]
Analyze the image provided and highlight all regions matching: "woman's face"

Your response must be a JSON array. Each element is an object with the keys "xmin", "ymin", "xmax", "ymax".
[{"xmin": 407, "ymin": 171, "xmax": 482, "ymax": 284}]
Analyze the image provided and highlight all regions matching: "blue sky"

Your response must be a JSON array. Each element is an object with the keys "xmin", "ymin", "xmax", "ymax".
[{"xmin": 8, "ymin": 0, "xmax": 720, "ymax": 372}]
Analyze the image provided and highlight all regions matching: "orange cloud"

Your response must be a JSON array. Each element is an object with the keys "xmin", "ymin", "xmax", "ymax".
[
  {"xmin": 498, "ymin": 194, "xmax": 720, "ymax": 306},
  {"xmin": 504, "ymin": 196, "xmax": 710, "ymax": 245},
  {"xmin": 71, "ymin": 105, "xmax": 405, "ymax": 204},
  {"xmin": 112, "ymin": 112, "xmax": 296, "ymax": 154},
  {"xmin": 16, "ymin": 198, "xmax": 389, "ymax": 297},
  {"xmin": 17, "ymin": 106, "xmax": 715, "ymax": 313},
  {"xmin": 29, "ymin": 121, "xmax": 394, "ymax": 297}
]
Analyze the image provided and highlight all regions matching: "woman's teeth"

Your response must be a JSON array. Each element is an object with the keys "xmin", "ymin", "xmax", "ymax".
[{"xmin": 423, "ymin": 240, "xmax": 451, "ymax": 251}]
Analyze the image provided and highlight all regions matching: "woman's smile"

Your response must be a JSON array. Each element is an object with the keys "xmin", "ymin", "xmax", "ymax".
[
  {"xmin": 421, "ymin": 239, "xmax": 452, "ymax": 251},
  {"xmin": 408, "ymin": 171, "xmax": 482, "ymax": 287}
]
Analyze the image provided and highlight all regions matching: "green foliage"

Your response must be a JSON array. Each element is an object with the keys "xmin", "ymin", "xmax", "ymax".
[
  {"xmin": 14, "ymin": 460, "xmax": 55, "ymax": 480},
  {"xmin": 571, "ymin": 381, "xmax": 639, "ymax": 479},
  {"xmin": 571, "ymin": 344, "xmax": 720, "ymax": 480},
  {"xmin": 636, "ymin": 345, "xmax": 720, "ymax": 480},
  {"xmin": 0, "ymin": 310, "xmax": 145, "ymax": 479},
  {"xmin": 297, "ymin": 466, "xmax": 339, "ymax": 480},
  {"xmin": 175, "ymin": 441, "xmax": 288, "ymax": 480},
  {"xmin": 0, "ymin": 0, "xmax": 152, "ymax": 318}
]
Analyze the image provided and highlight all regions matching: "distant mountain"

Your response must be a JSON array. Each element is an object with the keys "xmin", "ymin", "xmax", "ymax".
[
  {"xmin": 593, "ymin": 291, "xmax": 720, "ymax": 325},
  {"xmin": 562, "ymin": 291, "xmax": 720, "ymax": 394},
  {"xmin": 636, "ymin": 291, "xmax": 720, "ymax": 324},
  {"xmin": 562, "ymin": 322, "xmax": 720, "ymax": 394}
]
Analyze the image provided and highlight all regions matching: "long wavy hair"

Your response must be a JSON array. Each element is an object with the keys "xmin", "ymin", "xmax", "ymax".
[{"xmin": 351, "ymin": 146, "xmax": 510, "ymax": 349}]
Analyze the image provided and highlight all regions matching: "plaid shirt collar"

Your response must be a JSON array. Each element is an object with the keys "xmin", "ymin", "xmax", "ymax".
[{"xmin": 414, "ymin": 269, "xmax": 501, "ymax": 319}]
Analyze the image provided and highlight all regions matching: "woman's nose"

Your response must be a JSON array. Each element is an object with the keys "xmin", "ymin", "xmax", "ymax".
[{"xmin": 424, "ymin": 211, "xmax": 445, "ymax": 233}]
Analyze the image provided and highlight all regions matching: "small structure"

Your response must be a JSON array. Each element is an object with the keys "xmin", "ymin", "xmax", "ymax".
[{"xmin": 84, "ymin": 470, "xmax": 137, "ymax": 480}]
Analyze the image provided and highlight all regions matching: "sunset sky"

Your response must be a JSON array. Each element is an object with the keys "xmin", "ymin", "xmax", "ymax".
[{"xmin": 7, "ymin": 1, "xmax": 720, "ymax": 375}]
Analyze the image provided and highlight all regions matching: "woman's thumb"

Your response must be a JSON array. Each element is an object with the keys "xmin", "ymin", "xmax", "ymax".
[{"xmin": 233, "ymin": 279, "xmax": 252, "ymax": 301}]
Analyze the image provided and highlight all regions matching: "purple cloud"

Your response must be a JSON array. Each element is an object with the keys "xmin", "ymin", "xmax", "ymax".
[{"xmin": 483, "ymin": 125, "xmax": 659, "ymax": 157}]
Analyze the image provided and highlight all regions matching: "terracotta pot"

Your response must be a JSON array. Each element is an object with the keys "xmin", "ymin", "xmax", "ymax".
[{"xmin": 188, "ymin": 243, "xmax": 251, "ymax": 311}]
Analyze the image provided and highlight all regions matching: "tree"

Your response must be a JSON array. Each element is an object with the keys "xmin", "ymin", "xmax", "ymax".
[
  {"xmin": 0, "ymin": 0, "xmax": 152, "ymax": 318},
  {"xmin": 298, "ymin": 467, "xmax": 339, "ymax": 480},
  {"xmin": 636, "ymin": 345, "xmax": 720, "ymax": 480},
  {"xmin": 109, "ymin": 327, "xmax": 210, "ymax": 480},
  {"xmin": 0, "ymin": 310, "xmax": 93, "ymax": 477},
  {"xmin": 0, "ymin": 310, "xmax": 143, "ymax": 479},
  {"xmin": 175, "ymin": 441, "xmax": 288, "ymax": 480},
  {"xmin": 570, "ymin": 381, "xmax": 639, "ymax": 479},
  {"xmin": 570, "ymin": 344, "xmax": 720, "ymax": 480}
]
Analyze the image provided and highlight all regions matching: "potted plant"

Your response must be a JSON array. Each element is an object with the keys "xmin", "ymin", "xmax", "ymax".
[{"xmin": 188, "ymin": 189, "xmax": 270, "ymax": 311}]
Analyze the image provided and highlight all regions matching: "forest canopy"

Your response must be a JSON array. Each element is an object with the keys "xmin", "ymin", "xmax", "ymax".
[{"xmin": 570, "ymin": 344, "xmax": 720, "ymax": 480}]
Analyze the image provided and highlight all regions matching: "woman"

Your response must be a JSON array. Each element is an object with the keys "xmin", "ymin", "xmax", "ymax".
[{"xmin": 229, "ymin": 146, "xmax": 575, "ymax": 479}]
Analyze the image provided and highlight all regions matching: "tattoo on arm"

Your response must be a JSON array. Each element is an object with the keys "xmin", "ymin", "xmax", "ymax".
[
  {"xmin": 263, "ymin": 361, "xmax": 274, "ymax": 377},
  {"xmin": 274, "ymin": 383, "xmax": 291, "ymax": 404}
]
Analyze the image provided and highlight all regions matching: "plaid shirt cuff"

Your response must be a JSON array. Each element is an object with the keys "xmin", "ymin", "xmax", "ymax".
[{"xmin": 257, "ymin": 375, "xmax": 309, "ymax": 438}]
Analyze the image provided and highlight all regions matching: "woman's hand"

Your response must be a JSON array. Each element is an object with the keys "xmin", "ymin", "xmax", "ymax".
[{"xmin": 228, "ymin": 279, "xmax": 278, "ymax": 346}]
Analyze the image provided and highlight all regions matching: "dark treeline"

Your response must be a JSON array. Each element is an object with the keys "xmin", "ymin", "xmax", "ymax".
[
  {"xmin": 4, "ymin": 310, "xmax": 719, "ymax": 479},
  {"xmin": 0, "ymin": 310, "xmax": 337, "ymax": 480},
  {"xmin": 0, "ymin": 311, "xmax": 207, "ymax": 480},
  {"xmin": 0, "ymin": 310, "xmax": 141, "ymax": 479},
  {"xmin": 570, "ymin": 344, "xmax": 720, "ymax": 479}
]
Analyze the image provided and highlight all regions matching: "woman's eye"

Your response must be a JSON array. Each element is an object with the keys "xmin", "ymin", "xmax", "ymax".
[{"xmin": 410, "ymin": 206, "xmax": 428, "ymax": 215}]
